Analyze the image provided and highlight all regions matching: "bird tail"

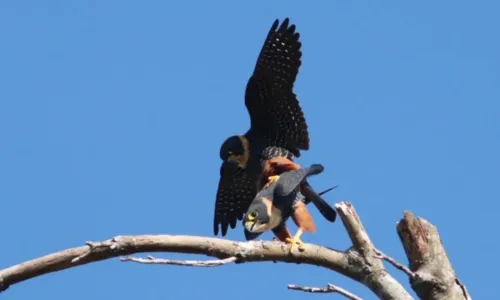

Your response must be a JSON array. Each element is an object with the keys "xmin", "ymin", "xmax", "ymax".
[
  {"xmin": 289, "ymin": 163, "xmax": 338, "ymax": 223},
  {"xmin": 300, "ymin": 164, "xmax": 337, "ymax": 222},
  {"xmin": 301, "ymin": 181, "xmax": 337, "ymax": 222},
  {"xmin": 317, "ymin": 185, "xmax": 339, "ymax": 196}
]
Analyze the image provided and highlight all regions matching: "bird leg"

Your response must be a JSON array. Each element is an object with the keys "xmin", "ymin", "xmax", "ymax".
[
  {"xmin": 271, "ymin": 222, "xmax": 307, "ymax": 254},
  {"xmin": 272, "ymin": 224, "xmax": 293, "ymax": 242},
  {"xmin": 285, "ymin": 228, "xmax": 305, "ymax": 254},
  {"xmin": 291, "ymin": 201, "xmax": 316, "ymax": 233}
]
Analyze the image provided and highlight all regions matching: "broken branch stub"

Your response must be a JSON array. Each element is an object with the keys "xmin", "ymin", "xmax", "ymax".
[{"xmin": 397, "ymin": 211, "xmax": 471, "ymax": 300}]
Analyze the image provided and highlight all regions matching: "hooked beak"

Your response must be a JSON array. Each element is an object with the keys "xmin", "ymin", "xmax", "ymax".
[
  {"xmin": 244, "ymin": 221, "xmax": 255, "ymax": 231},
  {"xmin": 244, "ymin": 228, "xmax": 263, "ymax": 240},
  {"xmin": 227, "ymin": 155, "xmax": 239, "ymax": 163},
  {"xmin": 227, "ymin": 154, "xmax": 246, "ymax": 169},
  {"xmin": 221, "ymin": 158, "xmax": 245, "ymax": 176},
  {"xmin": 243, "ymin": 220, "xmax": 266, "ymax": 241}
]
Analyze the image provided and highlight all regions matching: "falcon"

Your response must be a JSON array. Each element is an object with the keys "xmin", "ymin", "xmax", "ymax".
[
  {"xmin": 243, "ymin": 164, "xmax": 326, "ymax": 253},
  {"xmin": 214, "ymin": 18, "xmax": 337, "ymax": 237}
]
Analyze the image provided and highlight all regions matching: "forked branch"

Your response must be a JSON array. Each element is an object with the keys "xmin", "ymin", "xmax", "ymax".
[{"xmin": 0, "ymin": 202, "xmax": 470, "ymax": 300}]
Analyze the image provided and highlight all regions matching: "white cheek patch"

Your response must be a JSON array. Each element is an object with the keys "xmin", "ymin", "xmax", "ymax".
[
  {"xmin": 268, "ymin": 206, "xmax": 282, "ymax": 229},
  {"xmin": 259, "ymin": 196, "xmax": 282, "ymax": 230},
  {"xmin": 261, "ymin": 197, "xmax": 273, "ymax": 217}
]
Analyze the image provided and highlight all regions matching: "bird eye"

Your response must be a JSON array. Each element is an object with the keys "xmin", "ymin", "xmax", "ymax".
[
  {"xmin": 228, "ymin": 151, "xmax": 233, "ymax": 156},
  {"xmin": 248, "ymin": 211, "xmax": 258, "ymax": 220}
]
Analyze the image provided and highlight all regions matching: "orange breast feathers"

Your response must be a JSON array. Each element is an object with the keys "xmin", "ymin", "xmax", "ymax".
[
  {"xmin": 259, "ymin": 157, "xmax": 301, "ymax": 189},
  {"xmin": 260, "ymin": 157, "xmax": 316, "ymax": 236}
]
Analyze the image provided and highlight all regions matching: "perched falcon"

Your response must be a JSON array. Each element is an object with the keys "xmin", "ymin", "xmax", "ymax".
[
  {"xmin": 243, "ymin": 164, "xmax": 326, "ymax": 253},
  {"xmin": 214, "ymin": 18, "xmax": 337, "ymax": 237}
]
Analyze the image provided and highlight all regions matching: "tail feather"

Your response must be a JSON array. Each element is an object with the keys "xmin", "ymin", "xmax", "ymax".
[
  {"xmin": 301, "ymin": 181, "xmax": 337, "ymax": 222},
  {"xmin": 311, "ymin": 184, "xmax": 338, "ymax": 199}
]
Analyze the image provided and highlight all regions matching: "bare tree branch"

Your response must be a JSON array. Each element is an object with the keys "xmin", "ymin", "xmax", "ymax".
[
  {"xmin": 288, "ymin": 283, "xmax": 363, "ymax": 300},
  {"xmin": 397, "ymin": 211, "xmax": 471, "ymax": 300},
  {"xmin": 0, "ymin": 201, "xmax": 470, "ymax": 300},
  {"xmin": 335, "ymin": 202, "xmax": 414, "ymax": 300},
  {"xmin": 0, "ymin": 234, "xmax": 354, "ymax": 292},
  {"xmin": 336, "ymin": 201, "xmax": 373, "ymax": 254},
  {"xmin": 120, "ymin": 255, "xmax": 238, "ymax": 267},
  {"xmin": 374, "ymin": 249, "xmax": 416, "ymax": 278}
]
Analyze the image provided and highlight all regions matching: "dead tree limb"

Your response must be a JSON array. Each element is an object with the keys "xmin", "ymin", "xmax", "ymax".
[
  {"xmin": 288, "ymin": 283, "xmax": 363, "ymax": 299},
  {"xmin": 120, "ymin": 255, "xmax": 238, "ymax": 267},
  {"xmin": 0, "ymin": 201, "xmax": 470, "ymax": 300},
  {"xmin": 335, "ymin": 202, "xmax": 413, "ymax": 300},
  {"xmin": 397, "ymin": 211, "xmax": 472, "ymax": 300},
  {"xmin": 0, "ymin": 235, "xmax": 353, "ymax": 292}
]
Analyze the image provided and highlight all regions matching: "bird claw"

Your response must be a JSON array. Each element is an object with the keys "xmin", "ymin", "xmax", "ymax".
[
  {"xmin": 266, "ymin": 175, "xmax": 280, "ymax": 187},
  {"xmin": 285, "ymin": 237, "xmax": 305, "ymax": 254}
]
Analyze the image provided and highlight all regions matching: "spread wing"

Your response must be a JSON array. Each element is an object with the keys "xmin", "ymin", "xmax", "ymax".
[
  {"xmin": 244, "ymin": 18, "xmax": 310, "ymax": 157},
  {"xmin": 213, "ymin": 162, "xmax": 258, "ymax": 236}
]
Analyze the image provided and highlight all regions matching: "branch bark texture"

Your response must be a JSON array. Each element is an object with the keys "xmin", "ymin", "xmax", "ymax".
[
  {"xmin": 288, "ymin": 283, "xmax": 363, "ymax": 299},
  {"xmin": 336, "ymin": 202, "xmax": 413, "ymax": 300},
  {"xmin": 0, "ymin": 202, "xmax": 470, "ymax": 300},
  {"xmin": 397, "ymin": 211, "xmax": 471, "ymax": 300},
  {"xmin": 0, "ymin": 235, "xmax": 353, "ymax": 292}
]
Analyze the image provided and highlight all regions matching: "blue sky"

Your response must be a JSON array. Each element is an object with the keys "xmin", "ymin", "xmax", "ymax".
[{"xmin": 1, "ymin": 1, "xmax": 498, "ymax": 299}]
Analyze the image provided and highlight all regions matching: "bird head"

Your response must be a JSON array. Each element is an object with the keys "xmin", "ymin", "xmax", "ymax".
[
  {"xmin": 219, "ymin": 135, "xmax": 249, "ymax": 168},
  {"xmin": 243, "ymin": 196, "xmax": 277, "ymax": 240}
]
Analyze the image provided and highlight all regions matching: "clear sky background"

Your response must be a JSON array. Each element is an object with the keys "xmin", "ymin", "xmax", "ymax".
[{"xmin": 1, "ymin": 1, "xmax": 498, "ymax": 299}]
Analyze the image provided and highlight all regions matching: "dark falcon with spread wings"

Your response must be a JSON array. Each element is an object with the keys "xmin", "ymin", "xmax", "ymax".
[{"xmin": 214, "ymin": 18, "xmax": 336, "ymax": 237}]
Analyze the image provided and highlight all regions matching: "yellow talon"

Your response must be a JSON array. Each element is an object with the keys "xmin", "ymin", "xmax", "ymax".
[
  {"xmin": 285, "ymin": 238, "xmax": 305, "ymax": 254},
  {"xmin": 285, "ymin": 229, "xmax": 305, "ymax": 254},
  {"xmin": 266, "ymin": 175, "xmax": 280, "ymax": 187}
]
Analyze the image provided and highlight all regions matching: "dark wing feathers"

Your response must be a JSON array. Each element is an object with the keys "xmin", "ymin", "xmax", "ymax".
[
  {"xmin": 245, "ymin": 18, "xmax": 309, "ymax": 156},
  {"xmin": 214, "ymin": 18, "xmax": 311, "ymax": 236},
  {"xmin": 275, "ymin": 164, "xmax": 324, "ymax": 196},
  {"xmin": 214, "ymin": 162, "xmax": 257, "ymax": 236},
  {"xmin": 253, "ymin": 18, "xmax": 301, "ymax": 87},
  {"xmin": 261, "ymin": 146, "xmax": 294, "ymax": 160}
]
